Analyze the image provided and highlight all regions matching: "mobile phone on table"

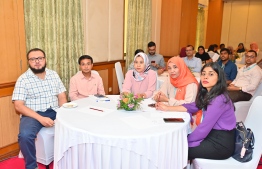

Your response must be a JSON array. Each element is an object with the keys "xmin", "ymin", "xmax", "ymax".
[
  {"xmin": 163, "ymin": 118, "xmax": 184, "ymax": 123},
  {"xmin": 94, "ymin": 94, "xmax": 106, "ymax": 98},
  {"xmin": 148, "ymin": 103, "xmax": 156, "ymax": 108}
]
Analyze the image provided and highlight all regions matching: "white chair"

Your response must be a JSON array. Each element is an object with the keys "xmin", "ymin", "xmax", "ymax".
[
  {"xmin": 19, "ymin": 126, "xmax": 55, "ymax": 169},
  {"xmin": 234, "ymin": 82, "xmax": 262, "ymax": 122},
  {"xmin": 192, "ymin": 96, "xmax": 262, "ymax": 169},
  {"xmin": 115, "ymin": 62, "xmax": 124, "ymax": 93},
  {"xmin": 91, "ymin": 70, "xmax": 99, "ymax": 75}
]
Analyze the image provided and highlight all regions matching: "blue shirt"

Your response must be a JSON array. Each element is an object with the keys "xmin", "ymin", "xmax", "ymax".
[
  {"xmin": 183, "ymin": 56, "xmax": 202, "ymax": 73},
  {"xmin": 218, "ymin": 60, "xmax": 237, "ymax": 81}
]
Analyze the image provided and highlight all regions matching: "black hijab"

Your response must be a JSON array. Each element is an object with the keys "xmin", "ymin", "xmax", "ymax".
[{"xmin": 195, "ymin": 46, "xmax": 211, "ymax": 62}]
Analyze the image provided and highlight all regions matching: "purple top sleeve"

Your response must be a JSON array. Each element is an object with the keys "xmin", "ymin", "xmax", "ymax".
[{"xmin": 183, "ymin": 94, "xmax": 236, "ymax": 147}]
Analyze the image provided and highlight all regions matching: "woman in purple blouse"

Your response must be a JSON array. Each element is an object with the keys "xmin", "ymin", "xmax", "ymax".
[{"xmin": 156, "ymin": 62, "xmax": 236, "ymax": 160}]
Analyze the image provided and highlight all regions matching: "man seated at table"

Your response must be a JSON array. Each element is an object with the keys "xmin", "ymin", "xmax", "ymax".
[
  {"xmin": 147, "ymin": 41, "xmax": 166, "ymax": 75},
  {"xmin": 69, "ymin": 55, "xmax": 105, "ymax": 101},
  {"xmin": 227, "ymin": 50, "xmax": 262, "ymax": 102},
  {"xmin": 12, "ymin": 48, "xmax": 67, "ymax": 169},
  {"xmin": 183, "ymin": 45, "xmax": 202, "ymax": 73},
  {"xmin": 218, "ymin": 48, "xmax": 237, "ymax": 85}
]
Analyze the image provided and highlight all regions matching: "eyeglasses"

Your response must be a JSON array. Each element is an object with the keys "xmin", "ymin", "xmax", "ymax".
[
  {"xmin": 28, "ymin": 57, "xmax": 45, "ymax": 62},
  {"xmin": 246, "ymin": 55, "xmax": 256, "ymax": 59},
  {"xmin": 186, "ymin": 50, "xmax": 193, "ymax": 52}
]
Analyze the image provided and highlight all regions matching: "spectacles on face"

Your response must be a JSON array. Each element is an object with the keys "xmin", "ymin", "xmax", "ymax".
[
  {"xmin": 28, "ymin": 56, "xmax": 45, "ymax": 62},
  {"xmin": 186, "ymin": 49, "xmax": 193, "ymax": 52},
  {"xmin": 246, "ymin": 55, "xmax": 256, "ymax": 59}
]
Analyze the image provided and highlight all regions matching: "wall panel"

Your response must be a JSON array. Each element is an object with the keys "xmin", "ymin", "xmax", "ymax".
[
  {"xmin": 0, "ymin": 96, "xmax": 20, "ymax": 147},
  {"xmin": 0, "ymin": 0, "xmax": 26, "ymax": 160},
  {"xmin": 160, "ymin": 0, "xmax": 182, "ymax": 56},
  {"xmin": 0, "ymin": 0, "xmax": 27, "ymax": 83},
  {"xmin": 221, "ymin": 0, "xmax": 262, "ymax": 48},
  {"xmin": 83, "ymin": 0, "xmax": 124, "ymax": 62},
  {"xmin": 205, "ymin": 0, "xmax": 224, "ymax": 47}
]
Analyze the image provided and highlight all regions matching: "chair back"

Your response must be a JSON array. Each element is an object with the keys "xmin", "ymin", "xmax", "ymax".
[
  {"xmin": 243, "ymin": 96, "xmax": 262, "ymax": 168},
  {"xmin": 91, "ymin": 70, "xmax": 99, "ymax": 75},
  {"xmin": 250, "ymin": 82, "xmax": 262, "ymax": 102},
  {"xmin": 115, "ymin": 62, "xmax": 124, "ymax": 93}
]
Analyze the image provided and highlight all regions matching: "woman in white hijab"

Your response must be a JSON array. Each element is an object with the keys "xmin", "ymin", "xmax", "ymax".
[{"xmin": 122, "ymin": 52, "xmax": 157, "ymax": 98}]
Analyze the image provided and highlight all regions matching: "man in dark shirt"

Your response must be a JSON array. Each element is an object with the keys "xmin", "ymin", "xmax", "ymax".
[{"xmin": 218, "ymin": 48, "xmax": 237, "ymax": 85}]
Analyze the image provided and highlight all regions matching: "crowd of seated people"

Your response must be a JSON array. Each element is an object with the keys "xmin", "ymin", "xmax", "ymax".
[{"xmin": 13, "ymin": 40, "xmax": 262, "ymax": 168}]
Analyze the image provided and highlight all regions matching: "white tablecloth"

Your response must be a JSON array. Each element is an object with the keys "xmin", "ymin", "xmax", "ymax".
[{"xmin": 54, "ymin": 95, "xmax": 190, "ymax": 169}]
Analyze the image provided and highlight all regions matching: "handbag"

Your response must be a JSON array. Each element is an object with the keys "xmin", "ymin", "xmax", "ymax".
[{"xmin": 232, "ymin": 121, "xmax": 255, "ymax": 162}]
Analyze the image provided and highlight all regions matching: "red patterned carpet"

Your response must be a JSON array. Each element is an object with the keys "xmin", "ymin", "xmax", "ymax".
[
  {"xmin": 0, "ymin": 157, "xmax": 53, "ymax": 169},
  {"xmin": 0, "ymin": 156, "xmax": 261, "ymax": 169}
]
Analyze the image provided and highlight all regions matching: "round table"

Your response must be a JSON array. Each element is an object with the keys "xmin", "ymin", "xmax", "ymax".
[{"xmin": 54, "ymin": 95, "xmax": 190, "ymax": 169}]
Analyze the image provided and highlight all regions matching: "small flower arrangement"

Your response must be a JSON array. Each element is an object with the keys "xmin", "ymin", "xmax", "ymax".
[{"xmin": 117, "ymin": 93, "xmax": 144, "ymax": 111}]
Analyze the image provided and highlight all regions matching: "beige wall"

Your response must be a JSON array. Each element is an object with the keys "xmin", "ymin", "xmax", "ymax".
[
  {"xmin": 221, "ymin": 0, "xmax": 262, "ymax": 49},
  {"xmin": 83, "ymin": 0, "xmax": 124, "ymax": 62}
]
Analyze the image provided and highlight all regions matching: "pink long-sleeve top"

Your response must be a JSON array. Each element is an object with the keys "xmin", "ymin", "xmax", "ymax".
[
  {"xmin": 69, "ymin": 71, "xmax": 105, "ymax": 101},
  {"xmin": 122, "ymin": 70, "xmax": 157, "ymax": 98}
]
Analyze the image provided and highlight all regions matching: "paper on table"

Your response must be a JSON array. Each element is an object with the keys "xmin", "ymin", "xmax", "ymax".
[
  {"xmin": 151, "ymin": 112, "xmax": 186, "ymax": 118},
  {"xmin": 121, "ymin": 115, "xmax": 157, "ymax": 129},
  {"xmin": 106, "ymin": 95, "xmax": 120, "ymax": 103},
  {"xmin": 78, "ymin": 106, "xmax": 114, "ymax": 117}
]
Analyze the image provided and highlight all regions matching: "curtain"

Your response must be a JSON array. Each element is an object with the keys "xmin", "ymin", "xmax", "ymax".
[
  {"xmin": 126, "ymin": 0, "xmax": 152, "ymax": 70},
  {"xmin": 195, "ymin": 7, "xmax": 206, "ymax": 49},
  {"xmin": 24, "ymin": 0, "xmax": 84, "ymax": 93}
]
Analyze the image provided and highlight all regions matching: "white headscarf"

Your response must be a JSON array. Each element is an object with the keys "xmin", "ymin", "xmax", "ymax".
[{"xmin": 132, "ymin": 52, "xmax": 151, "ymax": 81}]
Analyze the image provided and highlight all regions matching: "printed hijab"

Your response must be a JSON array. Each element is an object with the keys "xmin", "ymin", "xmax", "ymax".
[
  {"xmin": 132, "ymin": 52, "xmax": 150, "ymax": 81},
  {"xmin": 168, "ymin": 57, "xmax": 198, "ymax": 100}
]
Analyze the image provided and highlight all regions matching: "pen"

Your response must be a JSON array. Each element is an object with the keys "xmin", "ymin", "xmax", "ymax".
[{"xmin": 90, "ymin": 107, "xmax": 104, "ymax": 112}]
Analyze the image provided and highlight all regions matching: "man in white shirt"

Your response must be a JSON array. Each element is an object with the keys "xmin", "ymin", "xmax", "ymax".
[
  {"xmin": 183, "ymin": 45, "xmax": 202, "ymax": 73},
  {"xmin": 228, "ymin": 50, "xmax": 262, "ymax": 102}
]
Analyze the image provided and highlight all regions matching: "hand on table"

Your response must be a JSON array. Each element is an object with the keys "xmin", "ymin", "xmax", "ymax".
[
  {"xmin": 156, "ymin": 102, "xmax": 170, "ymax": 111},
  {"xmin": 153, "ymin": 91, "xmax": 168, "ymax": 102},
  {"xmin": 137, "ymin": 93, "xmax": 147, "ymax": 99}
]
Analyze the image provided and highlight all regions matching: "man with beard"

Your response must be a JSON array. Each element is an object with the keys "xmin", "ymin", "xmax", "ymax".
[
  {"xmin": 147, "ymin": 41, "xmax": 166, "ymax": 75},
  {"xmin": 218, "ymin": 48, "xmax": 237, "ymax": 85},
  {"xmin": 12, "ymin": 48, "xmax": 67, "ymax": 169},
  {"xmin": 227, "ymin": 50, "xmax": 262, "ymax": 102}
]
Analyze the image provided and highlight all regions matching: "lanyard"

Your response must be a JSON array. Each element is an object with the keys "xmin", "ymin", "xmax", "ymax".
[
  {"xmin": 221, "ymin": 64, "xmax": 225, "ymax": 70},
  {"xmin": 200, "ymin": 108, "xmax": 205, "ymax": 123},
  {"xmin": 243, "ymin": 63, "xmax": 257, "ymax": 72}
]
